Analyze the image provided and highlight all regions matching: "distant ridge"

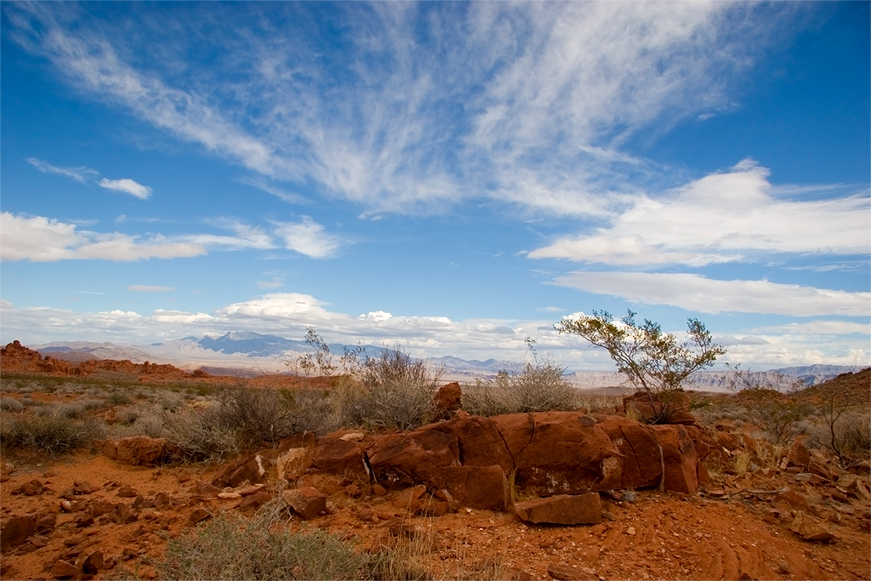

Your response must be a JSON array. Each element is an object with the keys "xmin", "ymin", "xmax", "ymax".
[{"xmin": 30, "ymin": 334, "xmax": 860, "ymax": 388}]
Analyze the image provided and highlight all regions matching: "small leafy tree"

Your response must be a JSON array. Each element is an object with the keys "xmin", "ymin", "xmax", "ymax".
[{"xmin": 556, "ymin": 310, "xmax": 725, "ymax": 423}]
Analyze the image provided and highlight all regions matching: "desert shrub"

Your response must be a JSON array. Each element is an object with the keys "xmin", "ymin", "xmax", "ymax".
[
  {"xmin": 18, "ymin": 397, "xmax": 43, "ymax": 408},
  {"xmin": 280, "ymin": 388, "xmax": 340, "ymax": 435},
  {"xmin": 807, "ymin": 410, "xmax": 871, "ymax": 466},
  {"xmin": 463, "ymin": 361, "xmax": 580, "ymax": 416},
  {"xmin": 0, "ymin": 397, "xmax": 24, "ymax": 412},
  {"xmin": 212, "ymin": 385, "xmax": 296, "ymax": 447},
  {"xmin": 107, "ymin": 391, "xmax": 134, "ymax": 406},
  {"xmin": 0, "ymin": 410, "xmax": 104, "ymax": 456},
  {"xmin": 52, "ymin": 398, "xmax": 107, "ymax": 419},
  {"xmin": 556, "ymin": 311, "xmax": 725, "ymax": 424},
  {"xmin": 161, "ymin": 407, "xmax": 241, "ymax": 463},
  {"xmin": 157, "ymin": 512, "xmax": 367, "ymax": 580},
  {"xmin": 738, "ymin": 388, "xmax": 812, "ymax": 444},
  {"xmin": 338, "ymin": 348, "xmax": 442, "ymax": 431},
  {"xmin": 575, "ymin": 393, "xmax": 625, "ymax": 414}
]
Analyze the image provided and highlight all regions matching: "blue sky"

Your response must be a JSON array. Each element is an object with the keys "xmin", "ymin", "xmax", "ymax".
[{"xmin": 1, "ymin": 1, "xmax": 868, "ymax": 370}]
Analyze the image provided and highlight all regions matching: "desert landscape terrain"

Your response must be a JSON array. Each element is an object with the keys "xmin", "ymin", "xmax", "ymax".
[{"xmin": 1, "ymin": 340, "xmax": 869, "ymax": 581}]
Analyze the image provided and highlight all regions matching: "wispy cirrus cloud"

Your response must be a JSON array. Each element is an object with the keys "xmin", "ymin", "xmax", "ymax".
[
  {"xmin": 128, "ymin": 285, "xmax": 175, "ymax": 292},
  {"xmin": 26, "ymin": 158, "xmax": 99, "ymax": 183},
  {"xmin": 5, "ymin": 2, "xmax": 809, "ymax": 217}
]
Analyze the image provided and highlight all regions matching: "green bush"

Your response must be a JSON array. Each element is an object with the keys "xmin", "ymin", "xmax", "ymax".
[
  {"xmin": 0, "ymin": 410, "xmax": 104, "ymax": 456},
  {"xmin": 463, "ymin": 361, "xmax": 580, "ymax": 416}
]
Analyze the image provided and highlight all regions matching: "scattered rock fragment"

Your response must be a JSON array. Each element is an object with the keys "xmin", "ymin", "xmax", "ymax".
[
  {"xmin": 187, "ymin": 508, "xmax": 212, "ymax": 526},
  {"xmin": 790, "ymin": 510, "xmax": 835, "ymax": 542},
  {"xmin": 282, "ymin": 486, "xmax": 327, "ymax": 519},
  {"xmin": 50, "ymin": 559, "xmax": 82, "ymax": 580},
  {"xmin": 0, "ymin": 515, "xmax": 36, "ymax": 551},
  {"xmin": 547, "ymin": 563, "xmax": 598, "ymax": 581},
  {"xmin": 513, "ymin": 493, "xmax": 602, "ymax": 525}
]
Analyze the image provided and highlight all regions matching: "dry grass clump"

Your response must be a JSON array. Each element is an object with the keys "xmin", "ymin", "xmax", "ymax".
[
  {"xmin": 337, "ymin": 348, "xmax": 442, "ymax": 431},
  {"xmin": 156, "ymin": 502, "xmax": 440, "ymax": 581},
  {"xmin": 806, "ymin": 410, "xmax": 871, "ymax": 466},
  {"xmin": 462, "ymin": 361, "xmax": 581, "ymax": 416},
  {"xmin": 156, "ymin": 512, "xmax": 367, "ymax": 580},
  {"xmin": 0, "ymin": 409, "xmax": 104, "ymax": 456}
]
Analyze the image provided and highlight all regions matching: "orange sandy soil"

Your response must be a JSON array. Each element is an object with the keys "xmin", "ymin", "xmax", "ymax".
[
  {"xmin": 1, "ymin": 346, "xmax": 869, "ymax": 581},
  {"xmin": 2, "ymin": 427, "xmax": 869, "ymax": 580}
]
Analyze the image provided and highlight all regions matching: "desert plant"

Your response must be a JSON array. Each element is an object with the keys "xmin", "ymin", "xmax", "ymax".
[
  {"xmin": 0, "ymin": 410, "xmax": 104, "ymax": 456},
  {"xmin": 156, "ymin": 512, "xmax": 366, "ymax": 580},
  {"xmin": 807, "ymin": 408, "xmax": 871, "ymax": 467},
  {"xmin": 556, "ymin": 310, "xmax": 725, "ymax": 424},
  {"xmin": 463, "ymin": 361, "xmax": 580, "ymax": 416},
  {"xmin": 0, "ymin": 397, "xmax": 24, "ymax": 412},
  {"xmin": 288, "ymin": 327, "xmax": 336, "ymax": 376},
  {"xmin": 280, "ymin": 388, "xmax": 340, "ymax": 435},
  {"xmin": 338, "ymin": 347, "xmax": 442, "ymax": 431},
  {"xmin": 161, "ymin": 407, "xmax": 242, "ymax": 463},
  {"xmin": 213, "ymin": 385, "xmax": 296, "ymax": 447}
]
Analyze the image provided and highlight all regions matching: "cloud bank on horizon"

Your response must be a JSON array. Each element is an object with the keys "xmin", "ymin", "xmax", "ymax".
[{"xmin": 1, "ymin": 2, "xmax": 868, "ymax": 370}]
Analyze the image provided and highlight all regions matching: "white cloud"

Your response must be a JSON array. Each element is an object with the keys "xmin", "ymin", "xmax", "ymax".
[
  {"xmin": 190, "ymin": 220, "xmax": 275, "ymax": 251},
  {"xmin": 0, "ymin": 212, "xmax": 345, "ymax": 262},
  {"xmin": 2, "ymin": 293, "xmax": 868, "ymax": 369},
  {"xmin": 273, "ymin": 217, "xmax": 341, "ymax": 259},
  {"xmin": 530, "ymin": 161, "xmax": 871, "ymax": 266},
  {"xmin": 218, "ymin": 293, "xmax": 336, "ymax": 320},
  {"xmin": 26, "ymin": 158, "xmax": 98, "ymax": 183},
  {"xmin": 6, "ymin": 2, "xmax": 807, "ymax": 217},
  {"xmin": 751, "ymin": 320, "xmax": 870, "ymax": 336},
  {"xmin": 128, "ymin": 285, "xmax": 175, "ymax": 292},
  {"xmin": 551, "ymin": 271, "xmax": 871, "ymax": 317},
  {"xmin": 99, "ymin": 178, "xmax": 152, "ymax": 200}
]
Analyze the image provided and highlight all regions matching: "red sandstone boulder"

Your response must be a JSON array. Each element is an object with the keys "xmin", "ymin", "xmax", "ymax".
[
  {"xmin": 367, "ymin": 428, "xmax": 460, "ymax": 488},
  {"xmin": 98, "ymin": 436, "xmax": 168, "ymax": 466},
  {"xmin": 596, "ymin": 416, "xmax": 700, "ymax": 494},
  {"xmin": 433, "ymin": 382, "xmax": 463, "ymax": 415},
  {"xmin": 310, "ymin": 436, "xmax": 365, "ymax": 476},
  {"xmin": 433, "ymin": 465, "xmax": 509, "ymax": 511},
  {"xmin": 786, "ymin": 438, "xmax": 811, "ymax": 470},
  {"xmin": 0, "ymin": 515, "xmax": 36, "ymax": 551},
  {"xmin": 491, "ymin": 412, "xmax": 620, "ymax": 496},
  {"xmin": 428, "ymin": 415, "xmax": 513, "ymax": 472},
  {"xmin": 513, "ymin": 493, "xmax": 602, "ymax": 525}
]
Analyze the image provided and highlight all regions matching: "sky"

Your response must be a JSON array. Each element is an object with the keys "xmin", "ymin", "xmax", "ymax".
[{"xmin": 1, "ymin": 1, "xmax": 869, "ymax": 371}]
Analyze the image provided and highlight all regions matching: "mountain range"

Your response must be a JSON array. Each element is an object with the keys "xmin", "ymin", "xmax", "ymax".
[{"xmin": 32, "ymin": 332, "xmax": 858, "ymax": 391}]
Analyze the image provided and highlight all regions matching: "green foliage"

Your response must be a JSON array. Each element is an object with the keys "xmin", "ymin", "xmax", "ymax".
[
  {"xmin": 556, "ymin": 310, "xmax": 725, "ymax": 423},
  {"xmin": 463, "ymin": 361, "xmax": 580, "ymax": 416}
]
